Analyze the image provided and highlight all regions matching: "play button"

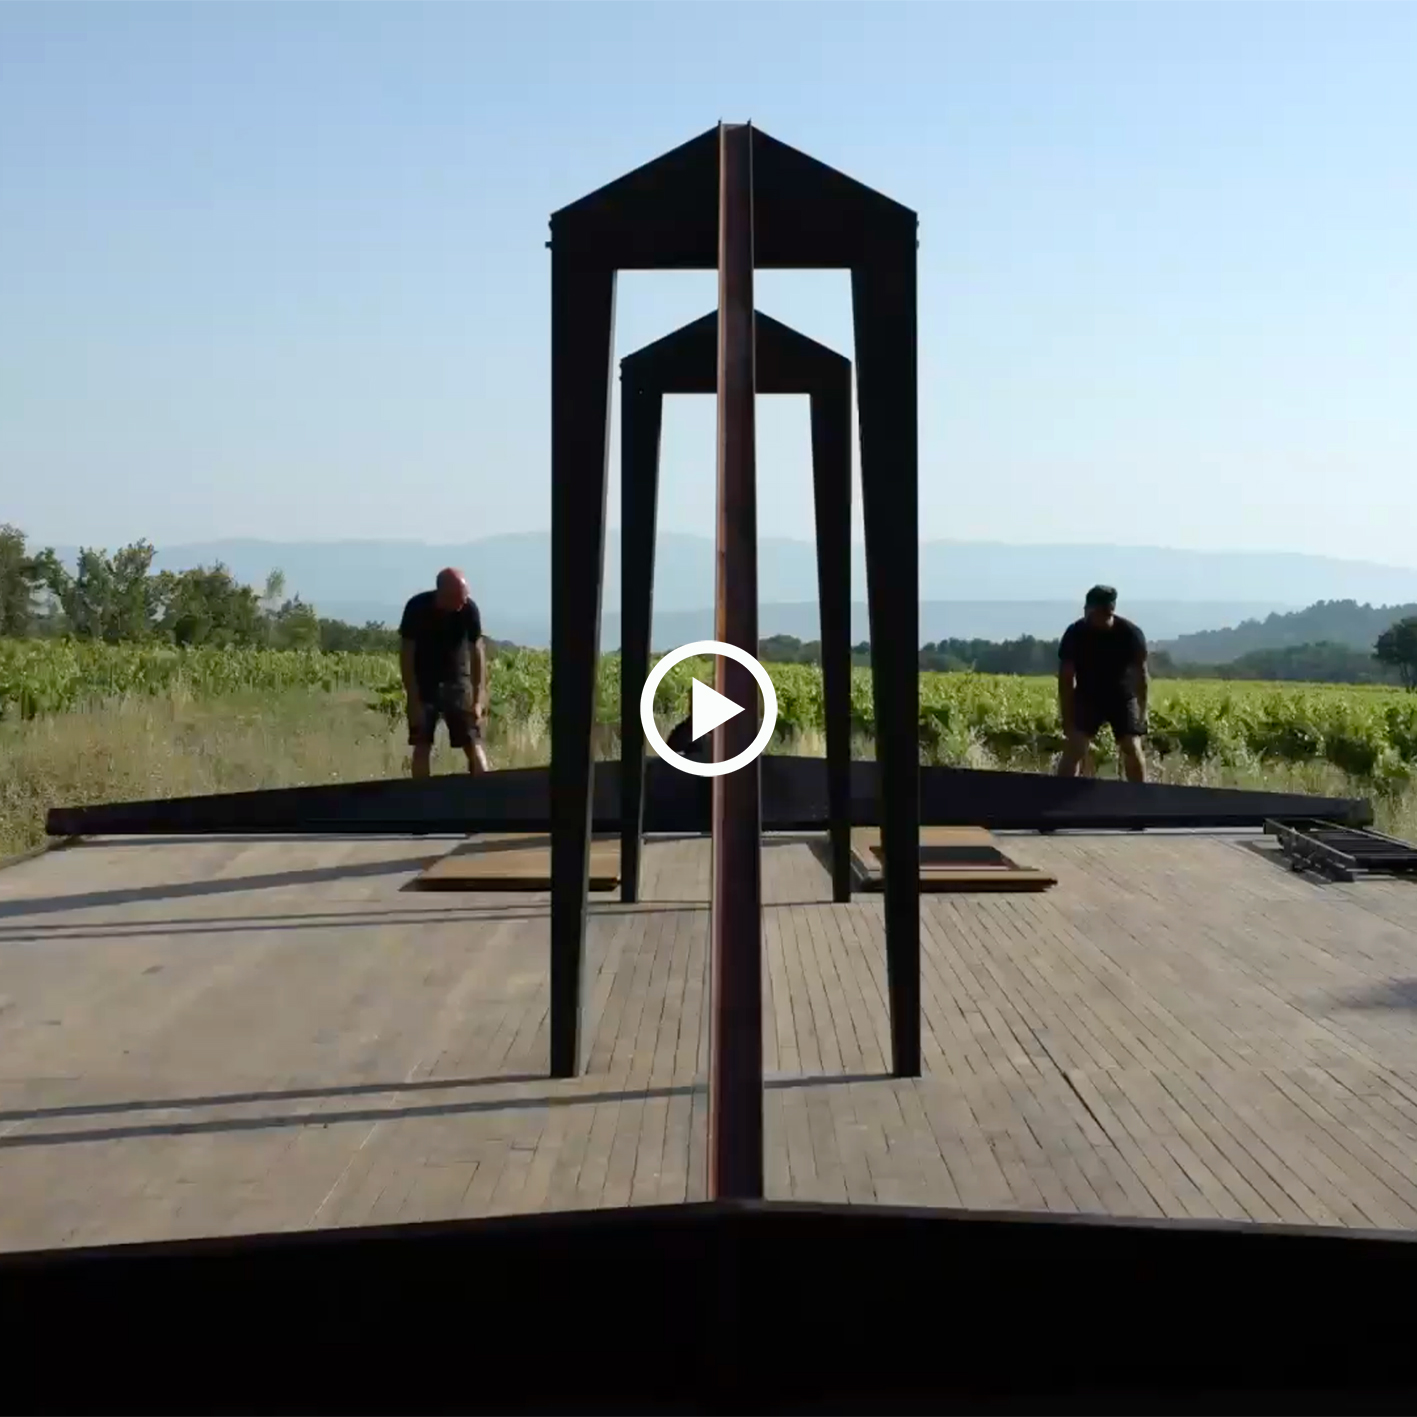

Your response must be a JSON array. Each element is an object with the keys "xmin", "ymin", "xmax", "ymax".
[
  {"xmin": 690, "ymin": 677, "xmax": 744, "ymax": 741},
  {"xmin": 639, "ymin": 639, "xmax": 779, "ymax": 779}
]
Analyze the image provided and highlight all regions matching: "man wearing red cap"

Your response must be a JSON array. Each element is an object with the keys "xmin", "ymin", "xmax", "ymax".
[{"xmin": 398, "ymin": 568, "xmax": 490, "ymax": 777}]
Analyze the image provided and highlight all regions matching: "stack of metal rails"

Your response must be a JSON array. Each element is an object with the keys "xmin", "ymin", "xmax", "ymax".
[{"xmin": 1266, "ymin": 818, "xmax": 1417, "ymax": 882}]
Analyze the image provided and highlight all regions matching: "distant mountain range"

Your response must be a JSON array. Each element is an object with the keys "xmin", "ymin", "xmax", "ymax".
[
  {"xmin": 1163, "ymin": 600, "xmax": 1417, "ymax": 664},
  {"xmin": 51, "ymin": 533, "xmax": 1417, "ymax": 654}
]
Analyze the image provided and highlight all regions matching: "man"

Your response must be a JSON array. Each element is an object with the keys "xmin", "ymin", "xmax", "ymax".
[
  {"xmin": 399, "ymin": 567, "xmax": 490, "ymax": 778},
  {"xmin": 1056, "ymin": 585, "xmax": 1148, "ymax": 783}
]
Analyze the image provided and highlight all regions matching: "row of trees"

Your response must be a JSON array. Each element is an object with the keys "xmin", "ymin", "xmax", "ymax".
[
  {"xmin": 758, "ymin": 623, "xmax": 1417, "ymax": 689},
  {"xmin": 0, "ymin": 525, "xmax": 399, "ymax": 653}
]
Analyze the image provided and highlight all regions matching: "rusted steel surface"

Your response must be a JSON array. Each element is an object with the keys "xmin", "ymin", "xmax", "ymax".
[{"xmin": 709, "ymin": 121, "xmax": 764, "ymax": 1201}]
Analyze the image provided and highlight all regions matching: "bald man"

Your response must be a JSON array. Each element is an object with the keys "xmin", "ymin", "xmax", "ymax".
[{"xmin": 398, "ymin": 568, "xmax": 490, "ymax": 778}]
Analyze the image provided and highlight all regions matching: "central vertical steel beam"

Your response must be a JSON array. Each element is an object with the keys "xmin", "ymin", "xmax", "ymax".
[{"xmin": 708, "ymin": 122, "xmax": 764, "ymax": 1200}]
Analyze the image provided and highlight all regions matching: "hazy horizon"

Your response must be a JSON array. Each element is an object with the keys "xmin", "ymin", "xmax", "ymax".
[{"xmin": 5, "ymin": 4, "xmax": 1416, "ymax": 566}]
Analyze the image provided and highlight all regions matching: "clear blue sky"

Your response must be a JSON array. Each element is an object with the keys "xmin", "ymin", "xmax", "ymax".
[{"xmin": 3, "ymin": 2, "xmax": 1415, "ymax": 564}]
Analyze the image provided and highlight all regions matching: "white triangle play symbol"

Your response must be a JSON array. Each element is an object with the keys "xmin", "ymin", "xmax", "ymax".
[{"xmin": 691, "ymin": 676, "xmax": 745, "ymax": 742}]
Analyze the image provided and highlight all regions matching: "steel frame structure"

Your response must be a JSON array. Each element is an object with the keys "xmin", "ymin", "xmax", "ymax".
[
  {"xmin": 618, "ymin": 308, "xmax": 853, "ymax": 906},
  {"xmin": 549, "ymin": 123, "xmax": 921, "ymax": 1081}
]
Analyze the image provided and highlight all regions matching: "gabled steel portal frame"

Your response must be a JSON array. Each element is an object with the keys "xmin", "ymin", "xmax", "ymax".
[
  {"xmin": 619, "ymin": 309, "xmax": 853, "ymax": 907},
  {"xmin": 550, "ymin": 124, "xmax": 920, "ymax": 1081}
]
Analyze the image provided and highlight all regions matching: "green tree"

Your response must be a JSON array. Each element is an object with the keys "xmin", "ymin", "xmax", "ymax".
[
  {"xmin": 269, "ymin": 595, "xmax": 321, "ymax": 650},
  {"xmin": 0, "ymin": 524, "xmax": 52, "ymax": 638},
  {"xmin": 38, "ymin": 540, "xmax": 157, "ymax": 642},
  {"xmin": 1374, "ymin": 617, "xmax": 1417, "ymax": 691},
  {"xmin": 153, "ymin": 563, "xmax": 265, "ymax": 646}
]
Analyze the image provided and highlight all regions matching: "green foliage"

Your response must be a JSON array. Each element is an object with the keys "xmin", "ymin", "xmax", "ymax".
[
  {"xmin": 0, "ymin": 524, "xmax": 54, "ymax": 638},
  {"xmin": 357, "ymin": 650, "xmax": 1417, "ymax": 788},
  {"xmin": 1374, "ymin": 616, "xmax": 1417, "ymax": 691},
  {"xmin": 0, "ymin": 640, "xmax": 391, "ymax": 722},
  {"xmin": 6, "ymin": 639, "xmax": 1417, "ymax": 796}
]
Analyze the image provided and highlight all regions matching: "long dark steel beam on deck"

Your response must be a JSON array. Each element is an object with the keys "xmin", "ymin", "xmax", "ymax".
[
  {"xmin": 47, "ymin": 762, "xmax": 1374, "ymax": 839},
  {"xmin": 709, "ymin": 122, "xmax": 764, "ymax": 1202}
]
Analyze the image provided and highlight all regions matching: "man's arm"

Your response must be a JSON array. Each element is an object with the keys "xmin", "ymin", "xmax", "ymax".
[
  {"xmin": 399, "ymin": 639, "xmax": 419, "ymax": 709},
  {"xmin": 1057, "ymin": 625, "xmax": 1077, "ymax": 730},
  {"xmin": 1058, "ymin": 661, "xmax": 1076, "ymax": 731},
  {"xmin": 466, "ymin": 602, "xmax": 489, "ymax": 720},
  {"xmin": 471, "ymin": 637, "xmax": 489, "ymax": 719},
  {"xmin": 1132, "ymin": 641, "xmax": 1150, "ymax": 719}
]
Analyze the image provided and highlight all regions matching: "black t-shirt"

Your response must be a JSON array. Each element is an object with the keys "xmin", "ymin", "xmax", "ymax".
[
  {"xmin": 1059, "ymin": 615, "xmax": 1146, "ymax": 701},
  {"xmin": 399, "ymin": 591, "xmax": 483, "ymax": 699}
]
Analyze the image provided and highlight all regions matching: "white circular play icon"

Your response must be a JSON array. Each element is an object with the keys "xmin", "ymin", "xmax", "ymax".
[{"xmin": 639, "ymin": 639, "xmax": 779, "ymax": 778}]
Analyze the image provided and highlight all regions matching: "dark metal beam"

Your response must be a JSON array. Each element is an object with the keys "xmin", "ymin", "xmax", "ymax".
[
  {"xmin": 709, "ymin": 121, "xmax": 764, "ymax": 1201},
  {"xmin": 46, "ymin": 761, "xmax": 1375, "ymax": 839},
  {"xmin": 548, "ymin": 248, "xmax": 616, "ymax": 1079},
  {"xmin": 11, "ymin": 1198, "xmax": 1417, "ymax": 1413}
]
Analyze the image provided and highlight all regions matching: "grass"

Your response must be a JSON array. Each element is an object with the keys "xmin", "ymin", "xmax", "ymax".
[{"xmin": 3, "ymin": 683, "xmax": 1415, "ymax": 861}]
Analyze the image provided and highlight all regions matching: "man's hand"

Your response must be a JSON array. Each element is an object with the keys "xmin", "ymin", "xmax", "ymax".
[{"xmin": 406, "ymin": 693, "xmax": 423, "ymax": 731}]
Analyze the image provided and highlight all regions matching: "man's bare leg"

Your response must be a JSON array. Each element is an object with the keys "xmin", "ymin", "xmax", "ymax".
[
  {"xmin": 1056, "ymin": 729, "xmax": 1092, "ymax": 777},
  {"xmin": 1117, "ymin": 735, "xmax": 1147, "ymax": 783},
  {"xmin": 410, "ymin": 744, "xmax": 433, "ymax": 779},
  {"xmin": 463, "ymin": 742, "xmax": 490, "ymax": 775}
]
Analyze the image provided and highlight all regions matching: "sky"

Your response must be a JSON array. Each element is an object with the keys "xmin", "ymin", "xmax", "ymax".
[{"xmin": 2, "ymin": 2, "xmax": 1416, "ymax": 565}]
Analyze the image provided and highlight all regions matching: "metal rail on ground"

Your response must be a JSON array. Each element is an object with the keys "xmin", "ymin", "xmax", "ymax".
[{"xmin": 1265, "ymin": 817, "xmax": 1417, "ymax": 881}]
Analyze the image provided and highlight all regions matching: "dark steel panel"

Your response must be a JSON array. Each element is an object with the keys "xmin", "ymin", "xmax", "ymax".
[
  {"xmin": 548, "ymin": 248, "xmax": 616, "ymax": 1078},
  {"xmin": 617, "ymin": 384, "xmax": 662, "ymax": 903},
  {"xmin": 550, "ymin": 125, "xmax": 917, "ymax": 270},
  {"xmin": 7, "ymin": 1199, "xmax": 1417, "ymax": 1413},
  {"xmin": 853, "ymin": 246, "xmax": 921, "ymax": 1078},
  {"xmin": 709, "ymin": 122, "xmax": 764, "ymax": 1202}
]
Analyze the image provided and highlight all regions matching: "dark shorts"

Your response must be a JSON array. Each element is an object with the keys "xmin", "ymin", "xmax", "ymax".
[
  {"xmin": 1073, "ymin": 695, "xmax": 1146, "ymax": 740},
  {"xmin": 409, "ymin": 688, "xmax": 480, "ymax": 750}
]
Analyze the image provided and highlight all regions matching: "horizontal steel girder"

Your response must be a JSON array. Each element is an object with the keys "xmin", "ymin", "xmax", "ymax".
[{"xmin": 46, "ymin": 758, "xmax": 1372, "ymax": 837}]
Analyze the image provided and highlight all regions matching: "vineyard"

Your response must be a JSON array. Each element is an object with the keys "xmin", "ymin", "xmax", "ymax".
[
  {"xmin": 0, "ymin": 640, "xmax": 392, "ymax": 718},
  {"xmin": 5, "ymin": 638, "xmax": 1417, "ymax": 789}
]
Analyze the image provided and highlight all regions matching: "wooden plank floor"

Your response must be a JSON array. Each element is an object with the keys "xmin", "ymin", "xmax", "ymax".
[{"xmin": 2, "ymin": 828, "xmax": 1417, "ymax": 1250}]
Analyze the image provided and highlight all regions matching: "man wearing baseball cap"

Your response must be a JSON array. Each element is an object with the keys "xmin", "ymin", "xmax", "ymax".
[
  {"xmin": 1055, "ymin": 585, "xmax": 1149, "ymax": 782},
  {"xmin": 398, "ymin": 567, "xmax": 490, "ymax": 778}
]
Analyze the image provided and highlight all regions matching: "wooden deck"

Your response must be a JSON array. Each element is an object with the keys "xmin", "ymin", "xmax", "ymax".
[{"xmin": 2, "ymin": 828, "xmax": 1417, "ymax": 1251}]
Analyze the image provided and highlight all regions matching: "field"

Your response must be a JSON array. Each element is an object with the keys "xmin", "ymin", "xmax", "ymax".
[{"xmin": 3, "ymin": 639, "xmax": 1416, "ymax": 858}]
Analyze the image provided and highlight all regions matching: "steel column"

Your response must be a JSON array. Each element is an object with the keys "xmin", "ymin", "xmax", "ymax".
[
  {"xmin": 619, "ymin": 382, "xmax": 662, "ymax": 903},
  {"xmin": 810, "ymin": 359, "xmax": 853, "ymax": 903},
  {"xmin": 549, "ymin": 247, "xmax": 617, "ymax": 1079},
  {"xmin": 853, "ymin": 240, "xmax": 921, "ymax": 1078},
  {"xmin": 709, "ymin": 122, "xmax": 764, "ymax": 1199}
]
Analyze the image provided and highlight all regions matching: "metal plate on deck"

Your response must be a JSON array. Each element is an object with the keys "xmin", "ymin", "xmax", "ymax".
[{"xmin": 853, "ymin": 826, "xmax": 1056, "ymax": 893}]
